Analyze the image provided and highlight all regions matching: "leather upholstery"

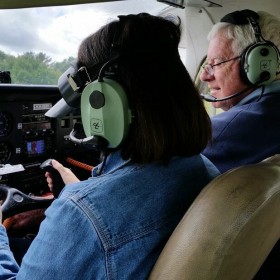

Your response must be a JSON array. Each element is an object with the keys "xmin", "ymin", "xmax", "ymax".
[{"xmin": 149, "ymin": 155, "xmax": 280, "ymax": 280}]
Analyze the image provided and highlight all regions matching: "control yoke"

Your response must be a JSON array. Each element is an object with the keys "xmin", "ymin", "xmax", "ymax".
[{"xmin": 0, "ymin": 184, "xmax": 53, "ymax": 220}]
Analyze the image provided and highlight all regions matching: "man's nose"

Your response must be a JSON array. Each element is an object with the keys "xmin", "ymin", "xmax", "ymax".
[{"xmin": 200, "ymin": 67, "xmax": 214, "ymax": 82}]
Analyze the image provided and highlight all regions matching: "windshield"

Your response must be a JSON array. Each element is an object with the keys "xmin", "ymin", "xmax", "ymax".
[{"xmin": 0, "ymin": 0, "xmax": 167, "ymax": 85}]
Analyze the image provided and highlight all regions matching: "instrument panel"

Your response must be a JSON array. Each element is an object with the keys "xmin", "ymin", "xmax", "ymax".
[{"xmin": 0, "ymin": 84, "xmax": 96, "ymax": 195}]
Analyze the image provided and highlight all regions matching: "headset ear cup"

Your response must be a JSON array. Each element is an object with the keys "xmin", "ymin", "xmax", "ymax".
[
  {"xmin": 240, "ymin": 42, "xmax": 279, "ymax": 85},
  {"xmin": 240, "ymin": 45, "xmax": 252, "ymax": 85},
  {"xmin": 80, "ymin": 78, "xmax": 132, "ymax": 148},
  {"xmin": 240, "ymin": 46, "xmax": 252, "ymax": 85}
]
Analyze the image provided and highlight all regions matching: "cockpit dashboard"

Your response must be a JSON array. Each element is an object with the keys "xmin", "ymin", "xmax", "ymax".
[{"xmin": 0, "ymin": 84, "xmax": 98, "ymax": 195}]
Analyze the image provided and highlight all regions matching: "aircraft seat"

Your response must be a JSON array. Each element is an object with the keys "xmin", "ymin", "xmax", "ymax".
[{"xmin": 149, "ymin": 154, "xmax": 280, "ymax": 280}]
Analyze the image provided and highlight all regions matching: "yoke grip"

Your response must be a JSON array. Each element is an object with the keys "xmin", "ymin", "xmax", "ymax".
[{"xmin": 0, "ymin": 184, "xmax": 53, "ymax": 220}]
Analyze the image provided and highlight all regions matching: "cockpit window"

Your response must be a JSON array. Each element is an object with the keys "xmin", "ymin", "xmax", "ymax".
[{"xmin": 0, "ymin": 0, "xmax": 167, "ymax": 85}]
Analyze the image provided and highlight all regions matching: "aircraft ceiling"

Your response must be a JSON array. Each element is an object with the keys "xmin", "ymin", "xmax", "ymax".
[{"xmin": 0, "ymin": 0, "xmax": 120, "ymax": 9}]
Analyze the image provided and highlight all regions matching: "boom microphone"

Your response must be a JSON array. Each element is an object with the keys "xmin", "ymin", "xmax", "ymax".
[
  {"xmin": 200, "ymin": 71, "xmax": 271, "ymax": 102},
  {"xmin": 69, "ymin": 122, "xmax": 108, "ymax": 150},
  {"xmin": 200, "ymin": 85, "xmax": 255, "ymax": 102}
]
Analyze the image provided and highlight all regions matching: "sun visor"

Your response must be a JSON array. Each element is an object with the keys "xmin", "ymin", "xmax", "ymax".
[
  {"xmin": 45, "ymin": 98, "xmax": 74, "ymax": 118},
  {"xmin": 45, "ymin": 63, "xmax": 81, "ymax": 118}
]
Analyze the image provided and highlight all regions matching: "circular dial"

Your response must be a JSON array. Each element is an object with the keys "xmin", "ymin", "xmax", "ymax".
[
  {"xmin": 0, "ymin": 111, "xmax": 12, "ymax": 137},
  {"xmin": 0, "ymin": 142, "xmax": 12, "ymax": 164}
]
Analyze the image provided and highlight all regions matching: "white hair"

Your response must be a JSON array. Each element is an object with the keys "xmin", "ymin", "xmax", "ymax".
[{"xmin": 208, "ymin": 11, "xmax": 280, "ymax": 57}]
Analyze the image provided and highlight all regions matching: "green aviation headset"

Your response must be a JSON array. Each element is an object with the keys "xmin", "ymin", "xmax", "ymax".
[
  {"xmin": 65, "ymin": 57, "xmax": 132, "ymax": 150},
  {"xmin": 221, "ymin": 9, "xmax": 280, "ymax": 85}
]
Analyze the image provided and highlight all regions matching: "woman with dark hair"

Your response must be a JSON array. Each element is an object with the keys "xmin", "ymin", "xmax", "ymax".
[{"xmin": 0, "ymin": 13, "xmax": 219, "ymax": 279}]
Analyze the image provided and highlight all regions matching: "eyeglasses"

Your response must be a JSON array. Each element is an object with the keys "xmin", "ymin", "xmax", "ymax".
[{"xmin": 202, "ymin": 56, "xmax": 241, "ymax": 76}]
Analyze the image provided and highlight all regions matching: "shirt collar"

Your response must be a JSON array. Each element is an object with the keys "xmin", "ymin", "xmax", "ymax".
[{"xmin": 236, "ymin": 80, "xmax": 280, "ymax": 106}]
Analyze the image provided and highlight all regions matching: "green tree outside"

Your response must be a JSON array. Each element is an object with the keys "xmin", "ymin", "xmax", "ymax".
[{"xmin": 0, "ymin": 50, "xmax": 75, "ymax": 85}]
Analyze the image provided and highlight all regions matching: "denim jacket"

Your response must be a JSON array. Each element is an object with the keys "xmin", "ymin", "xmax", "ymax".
[{"xmin": 0, "ymin": 152, "xmax": 219, "ymax": 279}]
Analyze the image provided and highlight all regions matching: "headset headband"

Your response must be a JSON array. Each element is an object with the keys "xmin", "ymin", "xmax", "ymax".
[
  {"xmin": 220, "ymin": 9, "xmax": 259, "ymax": 25},
  {"xmin": 220, "ymin": 10, "xmax": 265, "ymax": 43}
]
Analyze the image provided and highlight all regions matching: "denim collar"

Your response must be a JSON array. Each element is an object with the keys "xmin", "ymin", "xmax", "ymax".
[
  {"xmin": 92, "ymin": 151, "xmax": 131, "ymax": 176},
  {"xmin": 236, "ymin": 80, "xmax": 280, "ymax": 106}
]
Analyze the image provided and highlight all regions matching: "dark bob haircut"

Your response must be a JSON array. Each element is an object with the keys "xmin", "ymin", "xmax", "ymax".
[{"xmin": 77, "ymin": 13, "xmax": 211, "ymax": 164}]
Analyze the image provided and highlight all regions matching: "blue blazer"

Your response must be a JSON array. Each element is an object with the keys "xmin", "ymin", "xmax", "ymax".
[{"xmin": 203, "ymin": 80, "xmax": 280, "ymax": 173}]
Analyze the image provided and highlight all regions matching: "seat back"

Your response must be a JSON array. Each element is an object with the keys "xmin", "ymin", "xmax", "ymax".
[{"xmin": 149, "ymin": 155, "xmax": 280, "ymax": 280}]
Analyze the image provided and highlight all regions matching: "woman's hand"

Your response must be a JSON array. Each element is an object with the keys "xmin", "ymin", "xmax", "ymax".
[{"xmin": 45, "ymin": 159, "xmax": 80, "ymax": 193}]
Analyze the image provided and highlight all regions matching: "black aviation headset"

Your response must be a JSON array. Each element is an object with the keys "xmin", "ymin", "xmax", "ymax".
[
  {"xmin": 201, "ymin": 9, "xmax": 280, "ymax": 102},
  {"xmin": 221, "ymin": 9, "xmax": 280, "ymax": 86}
]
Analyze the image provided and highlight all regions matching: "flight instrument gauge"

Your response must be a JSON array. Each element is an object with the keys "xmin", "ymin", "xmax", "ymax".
[
  {"xmin": 0, "ymin": 111, "xmax": 12, "ymax": 137},
  {"xmin": 0, "ymin": 142, "xmax": 12, "ymax": 164}
]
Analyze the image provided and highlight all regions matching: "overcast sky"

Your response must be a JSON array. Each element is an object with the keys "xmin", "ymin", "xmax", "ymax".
[{"xmin": 0, "ymin": 0, "xmax": 167, "ymax": 62}]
